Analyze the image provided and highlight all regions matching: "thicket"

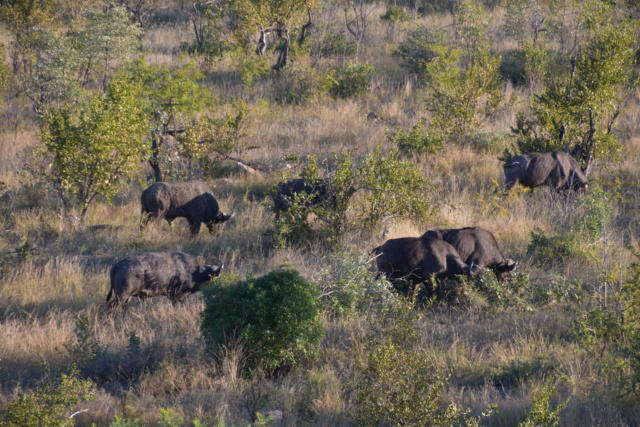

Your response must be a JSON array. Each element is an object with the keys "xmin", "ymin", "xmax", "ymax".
[{"xmin": 201, "ymin": 270, "xmax": 324, "ymax": 373}]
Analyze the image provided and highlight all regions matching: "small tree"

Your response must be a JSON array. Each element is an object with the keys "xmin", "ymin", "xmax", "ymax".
[
  {"xmin": 226, "ymin": 0, "xmax": 320, "ymax": 70},
  {"xmin": 0, "ymin": 365, "xmax": 94, "ymax": 427},
  {"xmin": 270, "ymin": 148, "xmax": 435, "ymax": 245},
  {"xmin": 504, "ymin": 6, "xmax": 638, "ymax": 175},
  {"xmin": 34, "ymin": 73, "xmax": 148, "ymax": 224},
  {"xmin": 127, "ymin": 58, "xmax": 212, "ymax": 182},
  {"xmin": 201, "ymin": 270, "xmax": 324, "ymax": 373}
]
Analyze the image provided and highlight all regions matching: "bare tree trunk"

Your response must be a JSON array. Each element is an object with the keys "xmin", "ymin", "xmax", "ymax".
[
  {"xmin": 272, "ymin": 28, "xmax": 290, "ymax": 71},
  {"xmin": 149, "ymin": 135, "xmax": 163, "ymax": 182}
]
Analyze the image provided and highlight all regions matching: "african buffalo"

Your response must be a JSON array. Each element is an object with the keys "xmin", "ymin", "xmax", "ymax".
[
  {"xmin": 423, "ymin": 227, "xmax": 517, "ymax": 281},
  {"xmin": 372, "ymin": 235, "xmax": 483, "ymax": 298},
  {"xmin": 272, "ymin": 178, "xmax": 334, "ymax": 216},
  {"xmin": 503, "ymin": 151, "xmax": 588, "ymax": 192},
  {"xmin": 141, "ymin": 181, "xmax": 233, "ymax": 237},
  {"xmin": 106, "ymin": 251, "xmax": 223, "ymax": 317}
]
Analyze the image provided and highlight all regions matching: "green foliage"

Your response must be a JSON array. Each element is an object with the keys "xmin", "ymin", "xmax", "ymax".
[
  {"xmin": 269, "ymin": 147, "xmax": 434, "ymax": 246},
  {"xmin": 181, "ymin": 2, "xmax": 232, "ymax": 60},
  {"xmin": 470, "ymin": 270, "xmax": 533, "ymax": 310},
  {"xmin": 315, "ymin": 251, "xmax": 395, "ymax": 318},
  {"xmin": 328, "ymin": 61, "xmax": 374, "ymax": 99},
  {"xmin": 527, "ymin": 228, "xmax": 585, "ymax": 267},
  {"xmin": 504, "ymin": 0, "xmax": 550, "ymax": 47},
  {"xmin": 394, "ymin": 25, "xmax": 447, "ymax": 83},
  {"xmin": 201, "ymin": 270, "xmax": 324, "ymax": 372},
  {"xmin": 7, "ymin": 4, "xmax": 142, "ymax": 111},
  {"xmin": 452, "ymin": 0, "xmax": 489, "ymax": 55},
  {"xmin": 126, "ymin": 57, "xmax": 213, "ymax": 181},
  {"xmin": 64, "ymin": 314, "xmax": 99, "ymax": 370},
  {"xmin": 518, "ymin": 382, "xmax": 569, "ymax": 427},
  {"xmin": 0, "ymin": 366, "xmax": 94, "ymax": 427},
  {"xmin": 356, "ymin": 146, "xmax": 434, "ymax": 229},
  {"xmin": 230, "ymin": 47, "xmax": 271, "ymax": 91},
  {"xmin": 573, "ymin": 187, "xmax": 614, "ymax": 240},
  {"xmin": 506, "ymin": 8, "xmax": 638, "ymax": 171},
  {"xmin": 34, "ymin": 72, "xmax": 148, "ymax": 223},
  {"xmin": 356, "ymin": 297, "xmax": 492, "ymax": 426},
  {"xmin": 380, "ymin": 5, "xmax": 412, "ymax": 24},
  {"xmin": 76, "ymin": 6, "xmax": 143, "ymax": 88},
  {"xmin": 273, "ymin": 64, "xmax": 334, "ymax": 104},
  {"xmin": 157, "ymin": 408, "xmax": 185, "ymax": 427},
  {"xmin": 176, "ymin": 102, "xmax": 249, "ymax": 179},
  {"xmin": 380, "ymin": 5, "xmax": 412, "ymax": 31},
  {"xmin": 427, "ymin": 47, "xmax": 503, "ymax": 141},
  {"xmin": 387, "ymin": 119, "xmax": 443, "ymax": 156}
]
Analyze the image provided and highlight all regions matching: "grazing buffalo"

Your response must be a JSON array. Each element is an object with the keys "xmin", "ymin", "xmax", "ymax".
[
  {"xmin": 372, "ymin": 235, "xmax": 483, "ymax": 298},
  {"xmin": 141, "ymin": 181, "xmax": 233, "ymax": 237},
  {"xmin": 424, "ymin": 227, "xmax": 517, "ymax": 281},
  {"xmin": 503, "ymin": 151, "xmax": 588, "ymax": 192},
  {"xmin": 272, "ymin": 178, "xmax": 334, "ymax": 216},
  {"xmin": 106, "ymin": 251, "xmax": 223, "ymax": 317}
]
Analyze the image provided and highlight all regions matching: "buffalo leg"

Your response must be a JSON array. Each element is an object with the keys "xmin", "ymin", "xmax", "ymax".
[{"xmin": 189, "ymin": 221, "xmax": 201, "ymax": 237}]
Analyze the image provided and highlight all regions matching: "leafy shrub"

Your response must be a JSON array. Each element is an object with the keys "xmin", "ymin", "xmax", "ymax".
[
  {"xmin": 315, "ymin": 252, "xmax": 395, "ymax": 318},
  {"xmin": 273, "ymin": 65, "xmax": 333, "ymax": 105},
  {"xmin": 201, "ymin": 270, "xmax": 324, "ymax": 373},
  {"xmin": 328, "ymin": 61, "xmax": 375, "ymax": 99},
  {"xmin": 573, "ymin": 187, "xmax": 614, "ymax": 240},
  {"xmin": 394, "ymin": 25, "xmax": 447, "ymax": 82},
  {"xmin": 527, "ymin": 227, "xmax": 585, "ymax": 267},
  {"xmin": 268, "ymin": 149, "xmax": 435, "ymax": 246},
  {"xmin": 499, "ymin": 49, "xmax": 527, "ymax": 85},
  {"xmin": 471, "ymin": 270, "xmax": 533, "ymax": 310},
  {"xmin": 380, "ymin": 5, "xmax": 412, "ymax": 26},
  {"xmin": 0, "ymin": 366, "xmax": 94, "ymax": 427},
  {"xmin": 356, "ymin": 297, "xmax": 493, "ymax": 426},
  {"xmin": 518, "ymin": 382, "xmax": 569, "ymax": 427},
  {"xmin": 387, "ymin": 120, "xmax": 443, "ymax": 156}
]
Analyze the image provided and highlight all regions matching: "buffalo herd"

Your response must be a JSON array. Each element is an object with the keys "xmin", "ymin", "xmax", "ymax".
[{"xmin": 105, "ymin": 150, "xmax": 586, "ymax": 315}]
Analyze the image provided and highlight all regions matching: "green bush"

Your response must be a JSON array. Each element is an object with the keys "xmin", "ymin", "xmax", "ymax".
[
  {"xmin": 519, "ymin": 382, "xmax": 568, "ymax": 427},
  {"xmin": 267, "ymin": 149, "xmax": 435, "ymax": 246},
  {"xmin": 380, "ymin": 5, "xmax": 412, "ymax": 26},
  {"xmin": 394, "ymin": 25, "xmax": 447, "ymax": 82},
  {"xmin": 0, "ymin": 366, "xmax": 94, "ymax": 427},
  {"xmin": 315, "ymin": 252, "xmax": 395, "ymax": 318},
  {"xmin": 356, "ymin": 297, "xmax": 493, "ymax": 426},
  {"xmin": 201, "ymin": 270, "xmax": 324, "ymax": 373},
  {"xmin": 499, "ymin": 49, "xmax": 528, "ymax": 86},
  {"xmin": 273, "ymin": 65, "xmax": 333, "ymax": 105},
  {"xmin": 527, "ymin": 227, "xmax": 585, "ymax": 267},
  {"xmin": 388, "ymin": 120, "xmax": 443, "ymax": 156},
  {"xmin": 328, "ymin": 61, "xmax": 375, "ymax": 99}
]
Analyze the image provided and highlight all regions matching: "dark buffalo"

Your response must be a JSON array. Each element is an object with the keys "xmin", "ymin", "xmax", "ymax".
[
  {"xmin": 424, "ymin": 227, "xmax": 517, "ymax": 281},
  {"xmin": 106, "ymin": 251, "xmax": 223, "ymax": 317},
  {"xmin": 503, "ymin": 151, "xmax": 588, "ymax": 192},
  {"xmin": 372, "ymin": 235, "xmax": 483, "ymax": 298},
  {"xmin": 141, "ymin": 181, "xmax": 233, "ymax": 237},
  {"xmin": 272, "ymin": 178, "xmax": 334, "ymax": 216}
]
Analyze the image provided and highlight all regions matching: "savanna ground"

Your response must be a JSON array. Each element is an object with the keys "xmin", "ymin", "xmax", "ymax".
[{"xmin": 2, "ymin": 0, "xmax": 640, "ymax": 426}]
